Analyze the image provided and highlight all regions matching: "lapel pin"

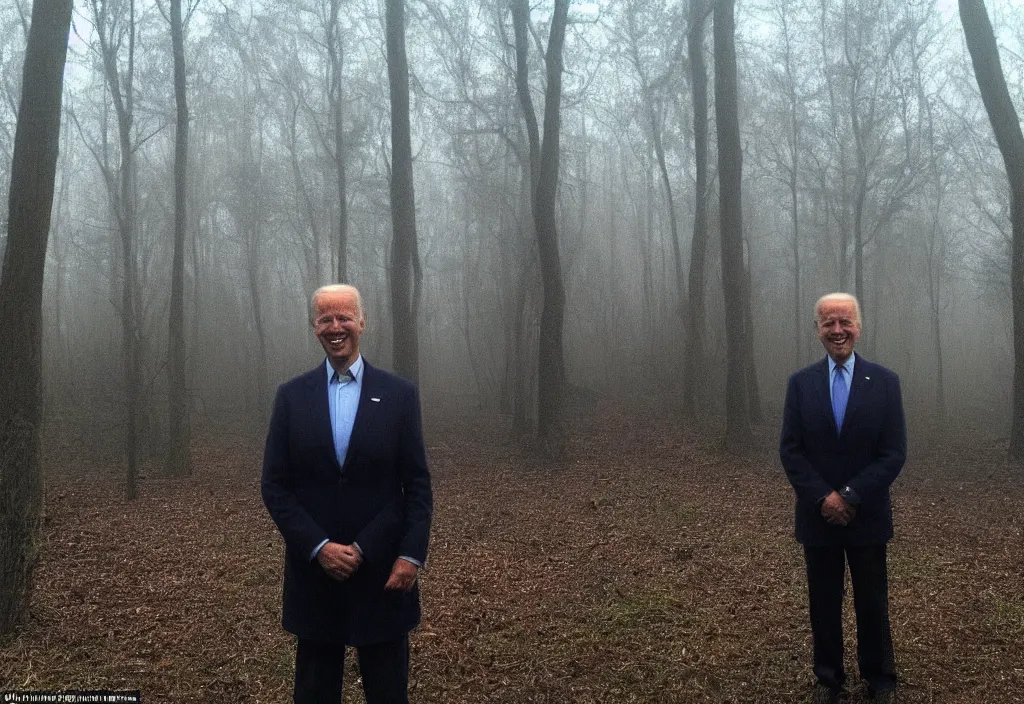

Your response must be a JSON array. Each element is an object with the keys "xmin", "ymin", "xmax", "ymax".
[
  {"xmin": 371, "ymin": 397, "xmax": 381, "ymax": 402},
  {"xmin": 864, "ymin": 376, "xmax": 870, "ymax": 380}
]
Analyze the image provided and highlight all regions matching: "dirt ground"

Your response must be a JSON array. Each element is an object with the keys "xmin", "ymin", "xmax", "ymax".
[{"xmin": 1, "ymin": 401, "xmax": 1022, "ymax": 703}]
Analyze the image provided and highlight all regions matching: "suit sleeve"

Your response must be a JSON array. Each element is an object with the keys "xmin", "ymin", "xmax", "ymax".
[
  {"xmin": 396, "ymin": 384, "xmax": 433, "ymax": 563},
  {"xmin": 846, "ymin": 373, "xmax": 907, "ymax": 499},
  {"xmin": 780, "ymin": 374, "xmax": 834, "ymax": 505},
  {"xmin": 261, "ymin": 385, "xmax": 329, "ymax": 559}
]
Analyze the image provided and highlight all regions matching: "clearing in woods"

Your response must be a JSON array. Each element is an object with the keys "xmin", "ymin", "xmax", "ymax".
[{"xmin": 1, "ymin": 402, "xmax": 1021, "ymax": 703}]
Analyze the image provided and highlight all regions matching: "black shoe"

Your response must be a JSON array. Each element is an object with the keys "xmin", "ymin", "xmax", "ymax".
[
  {"xmin": 871, "ymin": 690, "xmax": 897, "ymax": 703},
  {"xmin": 811, "ymin": 684, "xmax": 840, "ymax": 704}
]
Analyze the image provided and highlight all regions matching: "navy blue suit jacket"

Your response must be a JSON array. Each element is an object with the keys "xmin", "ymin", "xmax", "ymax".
[
  {"xmin": 261, "ymin": 359, "xmax": 432, "ymax": 645},
  {"xmin": 779, "ymin": 355, "xmax": 906, "ymax": 546}
]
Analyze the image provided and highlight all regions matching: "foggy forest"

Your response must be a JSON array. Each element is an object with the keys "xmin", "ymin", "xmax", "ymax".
[
  {"xmin": 1, "ymin": 0, "xmax": 1023, "ymax": 701},
  {"xmin": 0, "ymin": 0, "xmax": 1020, "ymax": 444}
]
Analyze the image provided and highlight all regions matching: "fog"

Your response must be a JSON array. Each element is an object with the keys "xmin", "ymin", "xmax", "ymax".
[{"xmin": 1, "ymin": 0, "xmax": 1021, "ymax": 457}]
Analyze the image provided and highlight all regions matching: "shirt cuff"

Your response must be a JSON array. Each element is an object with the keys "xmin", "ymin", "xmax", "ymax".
[
  {"xmin": 310, "ymin": 538, "xmax": 329, "ymax": 561},
  {"xmin": 398, "ymin": 555, "xmax": 423, "ymax": 568},
  {"xmin": 839, "ymin": 485, "xmax": 861, "ymax": 505}
]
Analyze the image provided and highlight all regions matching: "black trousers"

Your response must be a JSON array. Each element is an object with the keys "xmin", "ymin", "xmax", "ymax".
[
  {"xmin": 294, "ymin": 634, "xmax": 410, "ymax": 704},
  {"xmin": 803, "ymin": 544, "xmax": 897, "ymax": 694}
]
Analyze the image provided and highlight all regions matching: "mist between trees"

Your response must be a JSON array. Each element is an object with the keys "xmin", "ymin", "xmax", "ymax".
[{"xmin": 0, "ymin": 0, "xmax": 1021, "ymax": 458}]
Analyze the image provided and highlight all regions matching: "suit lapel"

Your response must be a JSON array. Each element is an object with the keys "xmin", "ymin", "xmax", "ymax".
[
  {"xmin": 341, "ymin": 360, "xmax": 383, "ymax": 473},
  {"xmin": 306, "ymin": 362, "xmax": 341, "ymax": 470},
  {"xmin": 811, "ymin": 359, "xmax": 836, "ymax": 437}
]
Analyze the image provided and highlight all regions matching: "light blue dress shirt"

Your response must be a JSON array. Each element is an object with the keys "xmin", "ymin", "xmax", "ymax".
[{"xmin": 328, "ymin": 354, "xmax": 364, "ymax": 467}]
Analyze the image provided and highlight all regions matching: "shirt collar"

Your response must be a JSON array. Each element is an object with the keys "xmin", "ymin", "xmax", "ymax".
[
  {"xmin": 827, "ymin": 351, "xmax": 856, "ymax": 378},
  {"xmin": 325, "ymin": 354, "xmax": 363, "ymax": 384}
]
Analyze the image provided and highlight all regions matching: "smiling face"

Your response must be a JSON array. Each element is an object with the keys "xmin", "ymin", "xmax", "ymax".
[
  {"xmin": 815, "ymin": 297, "xmax": 861, "ymax": 364},
  {"xmin": 312, "ymin": 288, "xmax": 366, "ymax": 373}
]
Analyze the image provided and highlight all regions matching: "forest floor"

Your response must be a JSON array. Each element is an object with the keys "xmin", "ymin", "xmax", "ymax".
[{"xmin": 1, "ymin": 399, "xmax": 1022, "ymax": 703}]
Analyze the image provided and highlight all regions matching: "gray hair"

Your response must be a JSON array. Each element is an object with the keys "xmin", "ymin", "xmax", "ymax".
[
  {"xmin": 310, "ymin": 284, "xmax": 365, "ymax": 323},
  {"xmin": 814, "ymin": 292, "xmax": 862, "ymax": 327}
]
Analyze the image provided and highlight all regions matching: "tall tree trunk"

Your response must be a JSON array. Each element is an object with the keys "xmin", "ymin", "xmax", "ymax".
[
  {"xmin": 327, "ymin": 0, "xmax": 348, "ymax": 282},
  {"xmin": 166, "ymin": 0, "xmax": 190, "ymax": 477},
  {"xmin": 778, "ymin": 5, "xmax": 802, "ymax": 365},
  {"xmin": 790, "ymin": 163, "xmax": 801, "ymax": 363},
  {"xmin": 925, "ymin": 108, "xmax": 946, "ymax": 423},
  {"xmin": 742, "ymin": 240, "xmax": 762, "ymax": 422},
  {"xmin": 714, "ymin": 0, "xmax": 752, "ymax": 449},
  {"xmin": 247, "ymin": 217, "xmax": 269, "ymax": 424},
  {"xmin": 847, "ymin": 11, "xmax": 868, "ymax": 318},
  {"xmin": 386, "ymin": 0, "xmax": 420, "ymax": 384},
  {"xmin": 959, "ymin": 0, "xmax": 1024, "ymax": 459},
  {"xmin": 0, "ymin": 0, "xmax": 73, "ymax": 635},
  {"xmin": 509, "ymin": 1, "xmax": 540, "ymax": 439},
  {"xmin": 534, "ymin": 0, "xmax": 570, "ymax": 449},
  {"xmin": 512, "ymin": 0, "xmax": 569, "ymax": 449},
  {"xmin": 653, "ymin": 120, "xmax": 683, "ymax": 310},
  {"xmin": 927, "ymin": 214, "xmax": 946, "ymax": 421},
  {"xmin": 94, "ymin": 0, "xmax": 142, "ymax": 498},
  {"xmin": 683, "ymin": 0, "xmax": 709, "ymax": 417},
  {"xmin": 511, "ymin": 165, "xmax": 534, "ymax": 437},
  {"xmin": 241, "ymin": 133, "xmax": 270, "ymax": 427}
]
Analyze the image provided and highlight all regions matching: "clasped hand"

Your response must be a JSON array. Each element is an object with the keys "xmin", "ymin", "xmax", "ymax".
[
  {"xmin": 316, "ymin": 541, "xmax": 362, "ymax": 581},
  {"xmin": 317, "ymin": 543, "xmax": 419, "ymax": 592},
  {"xmin": 821, "ymin": 490, "xmax": 856, "ymax": 526}
]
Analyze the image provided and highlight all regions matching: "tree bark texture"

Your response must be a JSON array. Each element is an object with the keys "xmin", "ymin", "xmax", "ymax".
[
  {"xmin": 683, "ymin": 0, "xmax": 709, "ymax": 417},
  {"xmin": 535, "ymin": 0, "xmax": 570, "ymax": 448},
  {"xmin": 327, "ymin": 0, "xmax": 348, "ymax": 282},
  {"xmin": 714, "ymin": 0, "xmax": 752, "ymax": 448},
  {"xmin": 167, "ymin": 0, "xmax": 191, "ymax": 477},
  {"xmin": 0, "ymin": 0, "xmax": 73, "ymax": 635},
  {"xmin": 512, "ymin": 0, "xmax": 569, "ymax": 448},
  {"xmin": 959, "ymin": 0, "xmax": 1024, "ymax": 460},
  {"xmin": 386, "ymin": 0, "xmax": 421, "ymax": 385},
  {"xmin": 536, "ymin": 0, "xmax": 569, "ymax": 448}
]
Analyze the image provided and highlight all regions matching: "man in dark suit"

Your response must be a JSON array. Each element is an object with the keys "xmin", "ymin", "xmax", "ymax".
[
  {"xmin": 262, "ymin": 283, "xmax": 432, "ymax": 704},
  {"xmin": 780, "ymin": 293, "xmax": 906, "ymax": 704}
]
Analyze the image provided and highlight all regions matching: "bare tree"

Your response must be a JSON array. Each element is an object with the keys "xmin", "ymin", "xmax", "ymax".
[
  {"xmin": 620, "ymin": 0, "xmax": 686, "ymax": 311},
  {"xmin": 166, "ymin": 0, "xmax": 191, "ymax": 476},
  {"xmin": 714, "ymin": 0, "xmax": 753, "ymax": 448},
  {"xmin": 86, "ymin": 0, "xmax": 144, "ymax": 498},
  {"xmin": 757, "ymin": 0, "xmax": 807, "ymax": 365},
  {"xmin": 683, "ymin": 0, "xmax": 711, "ymax": 417},
  {"xmin": 818, "ymin": 0, "xmax": 928, "ymax": 331},
  {"xmin": 959, "ymin": 0, "xmax": 1024, "ymax": 459},
  {"xmin": 513, "ymin": 0, "xmax": 570, "ymax": 450},
  {"xmin": 325, "ymin": 0, "xmax": 349, "ymax": 282},
  {"xmin": 0, "ymin": 0, "xmax": 73, "ymax": 635},
  {"xmin": 386, "ymin": 0, "xmax": 421, "ymax": 384}
]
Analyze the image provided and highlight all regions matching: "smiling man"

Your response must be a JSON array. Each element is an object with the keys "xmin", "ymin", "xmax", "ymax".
[
  {"xmin": 780, "ymin": 293, "xmax": 906, "ymax": 704},
  {"xmin": 262, "ymin": 284, "xmax": 433, "ymax": 703}
]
